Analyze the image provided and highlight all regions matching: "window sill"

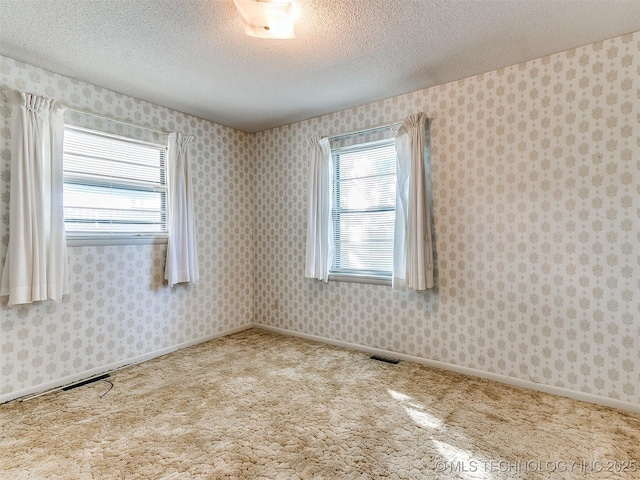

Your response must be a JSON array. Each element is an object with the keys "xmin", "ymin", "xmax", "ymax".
[
  {"xmin": 328, "ymin": 273, "xmax": 391, "ymax": 286},
  {"xmin": 66, "ymin": 235, "xmax": 168, "ymax": 247}
]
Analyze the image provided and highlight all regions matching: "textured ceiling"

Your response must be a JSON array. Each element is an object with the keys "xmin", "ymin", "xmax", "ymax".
[{"xmin": 0, "ymin": 0, "xmax": 638, "ymax": 133}]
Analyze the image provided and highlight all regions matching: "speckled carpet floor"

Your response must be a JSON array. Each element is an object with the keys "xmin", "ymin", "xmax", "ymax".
[{"xmin": 1, "ymin": 329, "xmax": 638, "ymax": 479}]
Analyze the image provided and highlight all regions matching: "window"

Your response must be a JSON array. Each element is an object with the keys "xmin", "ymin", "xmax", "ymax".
[
  {"xmin": 63, "ymin": 126, "xmax": 168, "ymax": 244},
  {"xmin": 330, "ymin": 138, "xmax": 396, "ymax": 282}
]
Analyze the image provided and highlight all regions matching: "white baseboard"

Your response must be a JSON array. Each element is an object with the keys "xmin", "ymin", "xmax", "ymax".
[
  {"xmin": 255, "ymin": 324, "xmax": 640, "ymax": 415},
  {"xmin": 0, "ymin": 324, "xmax": 252, "ymax": 405},
  {"xmin": 5, "ymin": 322, "xmax": 637, "ymax": 414}
]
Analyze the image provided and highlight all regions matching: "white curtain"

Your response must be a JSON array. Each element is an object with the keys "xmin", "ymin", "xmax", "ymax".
[
  {"xmin": 165, "ymin": 133, "xmax": 199, "ymax": 287},
  {"xmin": 393, "ymin": 112, "xmax": 434, "ymax": 291},
  {"xmin": 304, "ymin": 137, "xmax": 333, "ymax": 282},
  {"xmin": 0, "ymin": 91, "xmax": 68, "ymax": 305}
]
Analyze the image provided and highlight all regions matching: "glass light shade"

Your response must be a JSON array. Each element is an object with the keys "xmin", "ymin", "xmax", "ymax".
[{"xmin": 233, "ymin": 0, "xmax": 295, "ymax": 39}]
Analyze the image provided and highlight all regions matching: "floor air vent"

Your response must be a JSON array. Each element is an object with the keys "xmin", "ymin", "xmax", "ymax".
[{"xmin": 370, "ymin": 355, "xmax": 400, "ymax": 364}]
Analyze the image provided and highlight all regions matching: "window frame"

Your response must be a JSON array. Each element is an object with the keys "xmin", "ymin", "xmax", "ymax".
[
  {"xmin": 62, "ymin": 125, "xmax": 169, "ymax": 247},
  {"xmin": 329, "ymin": 137, "xmax": 397, "ymax": 286}
]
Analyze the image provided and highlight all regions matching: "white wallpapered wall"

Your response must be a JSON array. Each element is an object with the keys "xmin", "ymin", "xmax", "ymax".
[
  {"xmin": 0, "ymin": 56, "xmax": 255, "ymax": 401},
  {"xmin": 253, "ymin": 32, "xmax": 639, "ymax": 405},
  {"xmin": 1, "ymin": 32, "xmax": 638, "ymax": 407}
]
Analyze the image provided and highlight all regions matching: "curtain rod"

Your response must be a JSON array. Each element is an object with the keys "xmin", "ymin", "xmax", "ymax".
[
  {"xmin": 65, "ymin": 106, "xmax": 173, "ymax": 136},
  {"xmin": 327, "ymin": 119, "xmax": 404, "ymax": 141}
]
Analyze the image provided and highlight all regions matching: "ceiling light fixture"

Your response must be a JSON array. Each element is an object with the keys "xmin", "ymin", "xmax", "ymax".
[{"xmin": 233, "ymin": 0, "xmax": 295, "ymax": 39}]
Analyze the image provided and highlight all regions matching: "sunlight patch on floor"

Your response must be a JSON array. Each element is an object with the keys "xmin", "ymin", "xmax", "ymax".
[
  {"xmin": 433, "ymin": 439, "xmax": 494, "ymax": 480},
  {"xmin": 404, "ymin": 407, "xmax": 443, "ymax": 430},
  {"xmin": 388, "ymin": 389, "xmax": 443, "ymax": 430},
  {"xmin": 389, "ymin": 389, "xmax": 494, "ymax": 479}
]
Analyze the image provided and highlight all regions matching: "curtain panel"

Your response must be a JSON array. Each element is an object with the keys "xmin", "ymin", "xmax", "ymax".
[
  {"xmin": 393, "ymin": 112, "xmax": 435, "ymax": 291},
  {"xmin": 164, "ymin": 133, "xmax": 200, "ymax": 287},
  {"xmin": 0, "ymin": 91, "xmax": 68, "ymax": 305},
  {"xmin": 304, "ymin": 137, "xmax": 333, "ymax": 282}
]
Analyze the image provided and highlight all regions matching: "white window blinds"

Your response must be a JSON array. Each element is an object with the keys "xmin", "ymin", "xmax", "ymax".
[
  {"xmin": 63, "ymin": 126, "xmax": 168, "ymax": 237},
  {"xmin": 331, "ymin": 139, "xmax": 396, "ymax": 277}
]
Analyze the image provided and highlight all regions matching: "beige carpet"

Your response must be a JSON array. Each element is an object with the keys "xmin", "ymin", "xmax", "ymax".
[{"xmin": 1, "ymin": 329, "xmax": 638, "ymax": 479}]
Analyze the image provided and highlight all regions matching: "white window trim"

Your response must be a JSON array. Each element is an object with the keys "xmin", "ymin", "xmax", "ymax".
[
  {"xmin": 328, "ymin": 273, "xmax": 391, "ymax": 286},
  {"xmin": 66, "ymin": 235, "xmax": 167, "ymax": 247}
]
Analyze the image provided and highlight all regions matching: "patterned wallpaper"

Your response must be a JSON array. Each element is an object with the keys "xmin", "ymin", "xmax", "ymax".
[
  {"xmin": 1, "ymin": 32, "xmax": 638, "ymax": 407},
  {"xmin": 0, "ymin": 56, "xmax": 255, "ymax": 401},
  {"xmin": 253, "ymin": 33, "xmax": 639, "ymax": 406}
]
